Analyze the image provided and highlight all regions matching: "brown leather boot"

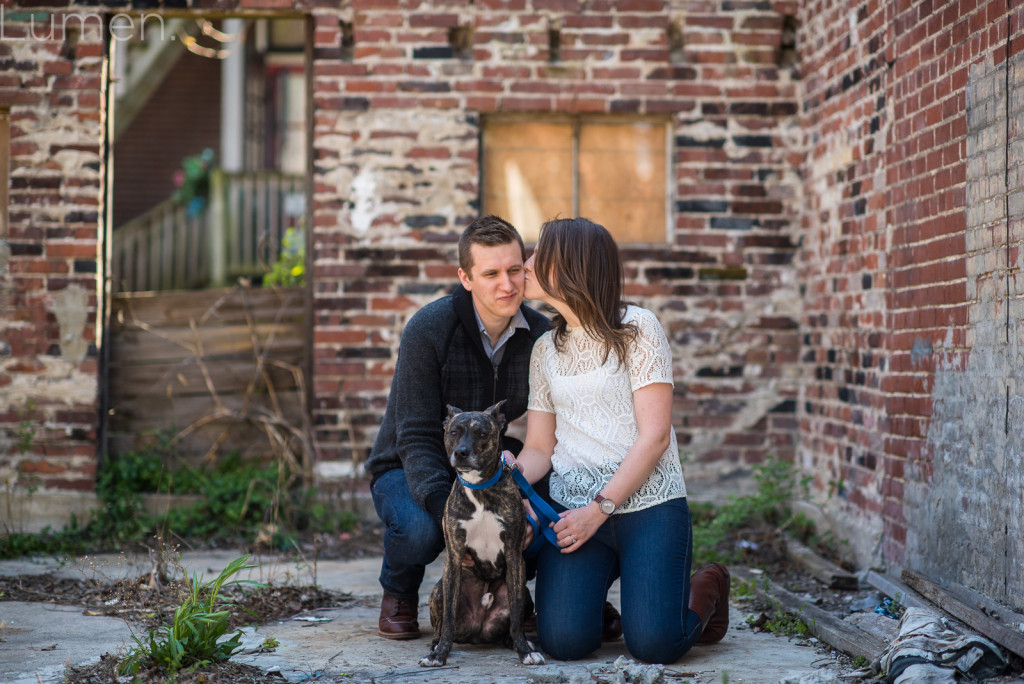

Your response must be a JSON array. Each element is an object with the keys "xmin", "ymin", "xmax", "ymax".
[
  {"xmin": 689, "ymin": 563, "xmax": 730, "ymax": 644},
  {"xmin": 378, "ymin": 593, "xmax": 420, "ymax": 640}
]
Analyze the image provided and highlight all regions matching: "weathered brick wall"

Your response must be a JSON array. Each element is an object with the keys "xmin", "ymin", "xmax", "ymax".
[
  {"xmin": 798, "ymin": 0, "xmax": 1024, "ymax": 606},
  {"xmin": 307, "ymin": 1, "xmax": 803, "ymax": 491},
  {"xmin": 5, "ymin": 1, "xmax": 1024, "ymax": 604},
  {"xmin": 796, "ymin": 0, "xmax": 894, "ymax": 568},
  {"xmin": 0, "ymin": 2, "xmax": 803, "ymax": 531},
  {"xmin": 0, "ymin": 10, "xmax": 104, "ymax": 523}
]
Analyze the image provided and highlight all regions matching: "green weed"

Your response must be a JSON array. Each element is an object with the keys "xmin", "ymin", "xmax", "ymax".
[
  {"xmin": 264, "ymin": 225, "xmax": 305, "ymax": 287},
  {"xmin": 119, "ymin": 555, "xmax": 260, "ymax": 676},
  {"xmin": 1, "ymin": 432, "xmax": 358, "ymax": 559},
  {"xmin": 692, "ymin": 456, "xmax": 806, "ymax": 565}
]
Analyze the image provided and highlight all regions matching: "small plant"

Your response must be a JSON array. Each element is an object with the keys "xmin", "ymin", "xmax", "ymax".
[
  {"xmin": 264, "ymin": 226, "xmax": 305, "ymax": 287},
  {"xmin": 852, "ymin": 655, "xmax": 871, "ymax": 668},
  {"xmin": 731, "ymin": 575, "xmax": 760, "ymax": 601},
  {"xmin": 746, "ymin": 595, "xmax": 812, "ymax": 638},
  {"xmin": 14, "ymin": 399, "xmax": 37, "ymax": 455},
  {"xmin": 764, "ymin": 605, "xmax": 812, "ymax": 638},
  {"xmin": 692, "ymin": 456, "xmax": 805, "ymax": 565},
  {"xmin": 119, "ymin": 555, "xmax": 260, "ymax": 676}
]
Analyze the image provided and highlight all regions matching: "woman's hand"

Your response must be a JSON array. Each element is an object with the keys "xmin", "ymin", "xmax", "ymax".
[{"xmin": 551, "ymin": 503, "xmax": 606, "ymax": 553}]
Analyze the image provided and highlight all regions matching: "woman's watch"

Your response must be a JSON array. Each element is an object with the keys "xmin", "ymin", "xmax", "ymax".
[{"xmin": 594, "ymin": 494, "xmax": 616, "ymax": 515}]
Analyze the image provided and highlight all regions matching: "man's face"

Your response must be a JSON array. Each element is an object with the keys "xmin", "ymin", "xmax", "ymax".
[{"xmin": 458, "ymin": 242, "xmax": 525, "ymax": 328}]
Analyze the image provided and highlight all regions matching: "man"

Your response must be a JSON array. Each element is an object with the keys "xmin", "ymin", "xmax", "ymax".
[{"xmin": 365, "ymin": 215, "xmax": 551, "ymax": 639}]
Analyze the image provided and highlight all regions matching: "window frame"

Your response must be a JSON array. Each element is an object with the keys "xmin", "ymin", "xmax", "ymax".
[{"xmin": 480, "ymin": 113, "xmax": 673, "ymax": 244}]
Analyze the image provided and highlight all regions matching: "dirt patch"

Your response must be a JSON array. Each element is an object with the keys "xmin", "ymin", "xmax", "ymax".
[
  {"xmin": 63, "ymin": 653, "xmax": 288, "ymax": 684},
  {"xmin": 261, "ymin": 520, "xmax": 387, "ymax": 562},
  {"xmin": 0, "ymin": 524, "xmax": 387, "ymax": 683},
  {"xmin": 4, "ymin": 573, "xmax": 344, "ymax": 625}
]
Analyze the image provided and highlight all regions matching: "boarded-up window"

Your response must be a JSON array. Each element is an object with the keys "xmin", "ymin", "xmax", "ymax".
[{"xmin": 482, "ymin": 117, "xmax": 669, "ymax": 243}]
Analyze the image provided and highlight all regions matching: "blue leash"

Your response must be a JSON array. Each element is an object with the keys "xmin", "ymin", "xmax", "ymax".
[
  {"xmin": 455, "ymin": 460, "xmax": 560, "ymax": 557},
  {"xmin": 506, "ymin": 463, "xmax": 561, "ymax": 557}
]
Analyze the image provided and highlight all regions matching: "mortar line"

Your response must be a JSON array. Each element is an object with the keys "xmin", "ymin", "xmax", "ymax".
[
  {"xmin": 1005, "ymin": 11, "xmax": 1011, "ymax": 349},
  {"xmin": 1004, "ymin": 2, "xmax": 1014, "ymax": 599}
]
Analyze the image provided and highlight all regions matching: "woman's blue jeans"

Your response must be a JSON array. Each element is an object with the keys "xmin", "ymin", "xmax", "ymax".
[
  {"xmin": 535, "ymin": 497, "xmax": 703, "ymax": 664},
  {"xmin": 371, "ymin": 468, "xmax": 445, "ymax": 601}
]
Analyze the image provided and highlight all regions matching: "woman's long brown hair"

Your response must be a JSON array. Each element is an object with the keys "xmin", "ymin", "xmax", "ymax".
[{"xmin": 533, "ymin": 217, "xmax": 637, "ymax": 365}]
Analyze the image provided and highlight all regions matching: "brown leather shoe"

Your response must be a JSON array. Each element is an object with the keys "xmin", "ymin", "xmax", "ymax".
[
  {"xmin": 602, "ymin": 601, "xmax": 623, "ymax": 641},
  {"xmin": 689, "ymin": 563, "xmax": 730, "ymax": 644},
  {"xmin": 378, "ymin": 593, "xmax": 421, "ymax": 640}
]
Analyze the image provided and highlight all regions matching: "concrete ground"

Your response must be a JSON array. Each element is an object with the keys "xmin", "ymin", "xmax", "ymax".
[{"xmin": 0, "ymin": 550, "xmax": 853, "ymax": 684}]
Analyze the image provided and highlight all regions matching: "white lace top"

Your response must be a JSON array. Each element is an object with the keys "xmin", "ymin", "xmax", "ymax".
[{"xmin": 528, "ymin": 305, "xmax": 686, "ymax": 512}]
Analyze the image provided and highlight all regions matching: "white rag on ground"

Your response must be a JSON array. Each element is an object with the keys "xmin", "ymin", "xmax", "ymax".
[{"xmin": 873, "ymin": 607, "xmax": 1007, "ymax": 683}]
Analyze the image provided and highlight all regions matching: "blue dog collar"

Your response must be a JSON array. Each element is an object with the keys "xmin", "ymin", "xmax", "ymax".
[{"xmin": 456, "ymin": 464, "xmax": 503, "ymax": 490}]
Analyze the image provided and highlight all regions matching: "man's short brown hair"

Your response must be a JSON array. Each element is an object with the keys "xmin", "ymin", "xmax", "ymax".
[{"xmin": 458, "ymin": 215, "xmax": 526, "ymax": 276}]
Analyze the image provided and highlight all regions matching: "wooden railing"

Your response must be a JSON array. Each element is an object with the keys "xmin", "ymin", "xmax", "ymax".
[{"xmin": 111, "ymin": 169, "xmax": 305, "ymax": 293}]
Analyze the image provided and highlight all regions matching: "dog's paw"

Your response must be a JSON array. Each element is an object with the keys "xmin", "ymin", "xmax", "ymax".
[
  {"xmin": 419, "ymin": 654, "xmax": 448, "ymax": 668},
  {"xmin": 520, "ymin": 651, "xmax": 545, "ymax": 666}
]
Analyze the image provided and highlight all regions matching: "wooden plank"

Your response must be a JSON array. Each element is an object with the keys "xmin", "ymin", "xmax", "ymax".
[
  {"xmin": 109, "ymin": 324, "xmax": 303, "ymax": 363},
  {"xmin": 109, "ymin": 358, "xmax": 299, "ymax": 395},
  {"xmin": 188, "ymin": 211, "xmax": 206, "ymax": 288},
  {"xmin": 757, "ymin": 578, "xmax": 889, "ymax": 660},
  {"xmin": 241, "ymin": 174, "xmax": 254, "ymax": 274},
  {"xmin": 864, "ymin": 570, "xmax": 948, "ymax": 614},
  {"xmin": 108, "ymin": 416, "xmax": 300, "ymax": 464},
  {"xmin": 267, "ymin": 173, "xmax": 281, "ymax": 267},
  {"xmin": 135, "ymin": 225, "xmax": 148, "ymax": 292},
  {"xmin": 108, "ymin": 359, "xmax": 300, "ymax": 398},
  {"xmin": 108, "ymin": 390, "xmax": 305, "ymax": 428},
  {"xmin": 159, "ymin": 206, "xmax": 173, "ymax": 290},
  {"xmin": 785, "ymin": 538, "xmax": 859, "ymax": 590},
  {"xmin": 111, "ymin": 235, "xmax": 124, "ymax": 294},
  {"xmin": 110, "ymin": 301, "xmax": 305, "ymax": 338},
  {"xmin": 112, "ymin": 287, "xmax": 304, "ymax": 328},
  {"xmin": 902, "ymin": 569, "xmax": 1024, "ymax": 659},
  {"xmin": 174, "ymin": 207, "xmax": 188, "ymax": 289},
  {"xmin": 108, "ymin": 287, "xmax": 309, "ymax": 463}
]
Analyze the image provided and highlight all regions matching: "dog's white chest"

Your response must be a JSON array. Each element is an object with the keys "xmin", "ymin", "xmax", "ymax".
[{"xmin": 459, "ymin": 492, "xmax": 505, "ymax": 564}]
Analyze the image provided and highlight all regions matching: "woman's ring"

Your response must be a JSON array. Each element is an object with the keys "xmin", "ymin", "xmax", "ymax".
[{"xmin": 569, "ymin": 535, "xmax": 577, "ymax": 544}]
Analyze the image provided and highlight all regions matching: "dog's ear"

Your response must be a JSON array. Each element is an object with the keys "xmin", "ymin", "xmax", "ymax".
[
  {"xmin": 446, "ymin": 405, "xmax": 462, "ymax": 419},
  {"xmin": 487, "ymin": 400, "xmax": 507, "ymax": 428}
]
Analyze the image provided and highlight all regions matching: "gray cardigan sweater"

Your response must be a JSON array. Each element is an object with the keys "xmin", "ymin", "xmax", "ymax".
[{"xmin": 365, "ymin": 285, "xmax": 550, "ymax": 524}]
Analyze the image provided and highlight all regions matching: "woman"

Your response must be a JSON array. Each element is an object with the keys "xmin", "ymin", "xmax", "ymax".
[{"xmin": 512, "ymin": 217, "xmax": 730, "ymax": 664}]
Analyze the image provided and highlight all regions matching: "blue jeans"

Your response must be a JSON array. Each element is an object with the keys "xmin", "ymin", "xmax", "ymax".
[
  {"xmin": 535, "ymin": 497, "xmax": 703, "ymax": 664},
  {"xmin": 371, "ymin": 468, "xmax": 446, "ymax": 601}
]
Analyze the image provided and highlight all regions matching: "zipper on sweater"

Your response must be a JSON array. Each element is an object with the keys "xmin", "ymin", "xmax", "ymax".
[{"xmin": 492, "ymin": 365, "xmax": 499, "ymax": 405}]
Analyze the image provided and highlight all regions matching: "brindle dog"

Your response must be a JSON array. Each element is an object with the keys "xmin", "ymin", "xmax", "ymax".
[{"xmin": 418, "ymin": 401, "xmax": 545, "ymax": 667}]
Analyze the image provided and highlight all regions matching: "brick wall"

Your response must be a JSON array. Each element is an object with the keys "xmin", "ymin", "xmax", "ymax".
[
  {"xmin": 307, "ymin": 1, "xmax": 803, "ymax": 490},
  {"xmin": 10, "ymin": 1, "xmax": 1024, "ymax": 608},
  {"xmin": 798, "ymin": 0, "xmax": 1024, "ymax": 606},
  {"xmin": 0, "ymin": 11, "xmax": 104, "ymax": 513},
  {"xmin": 1, "ymin": 3, "xmax": 803, "ymax": 530},
  {"xmin": 797, "ymin": 0, "xmax": 895, "ymax": 567}
]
